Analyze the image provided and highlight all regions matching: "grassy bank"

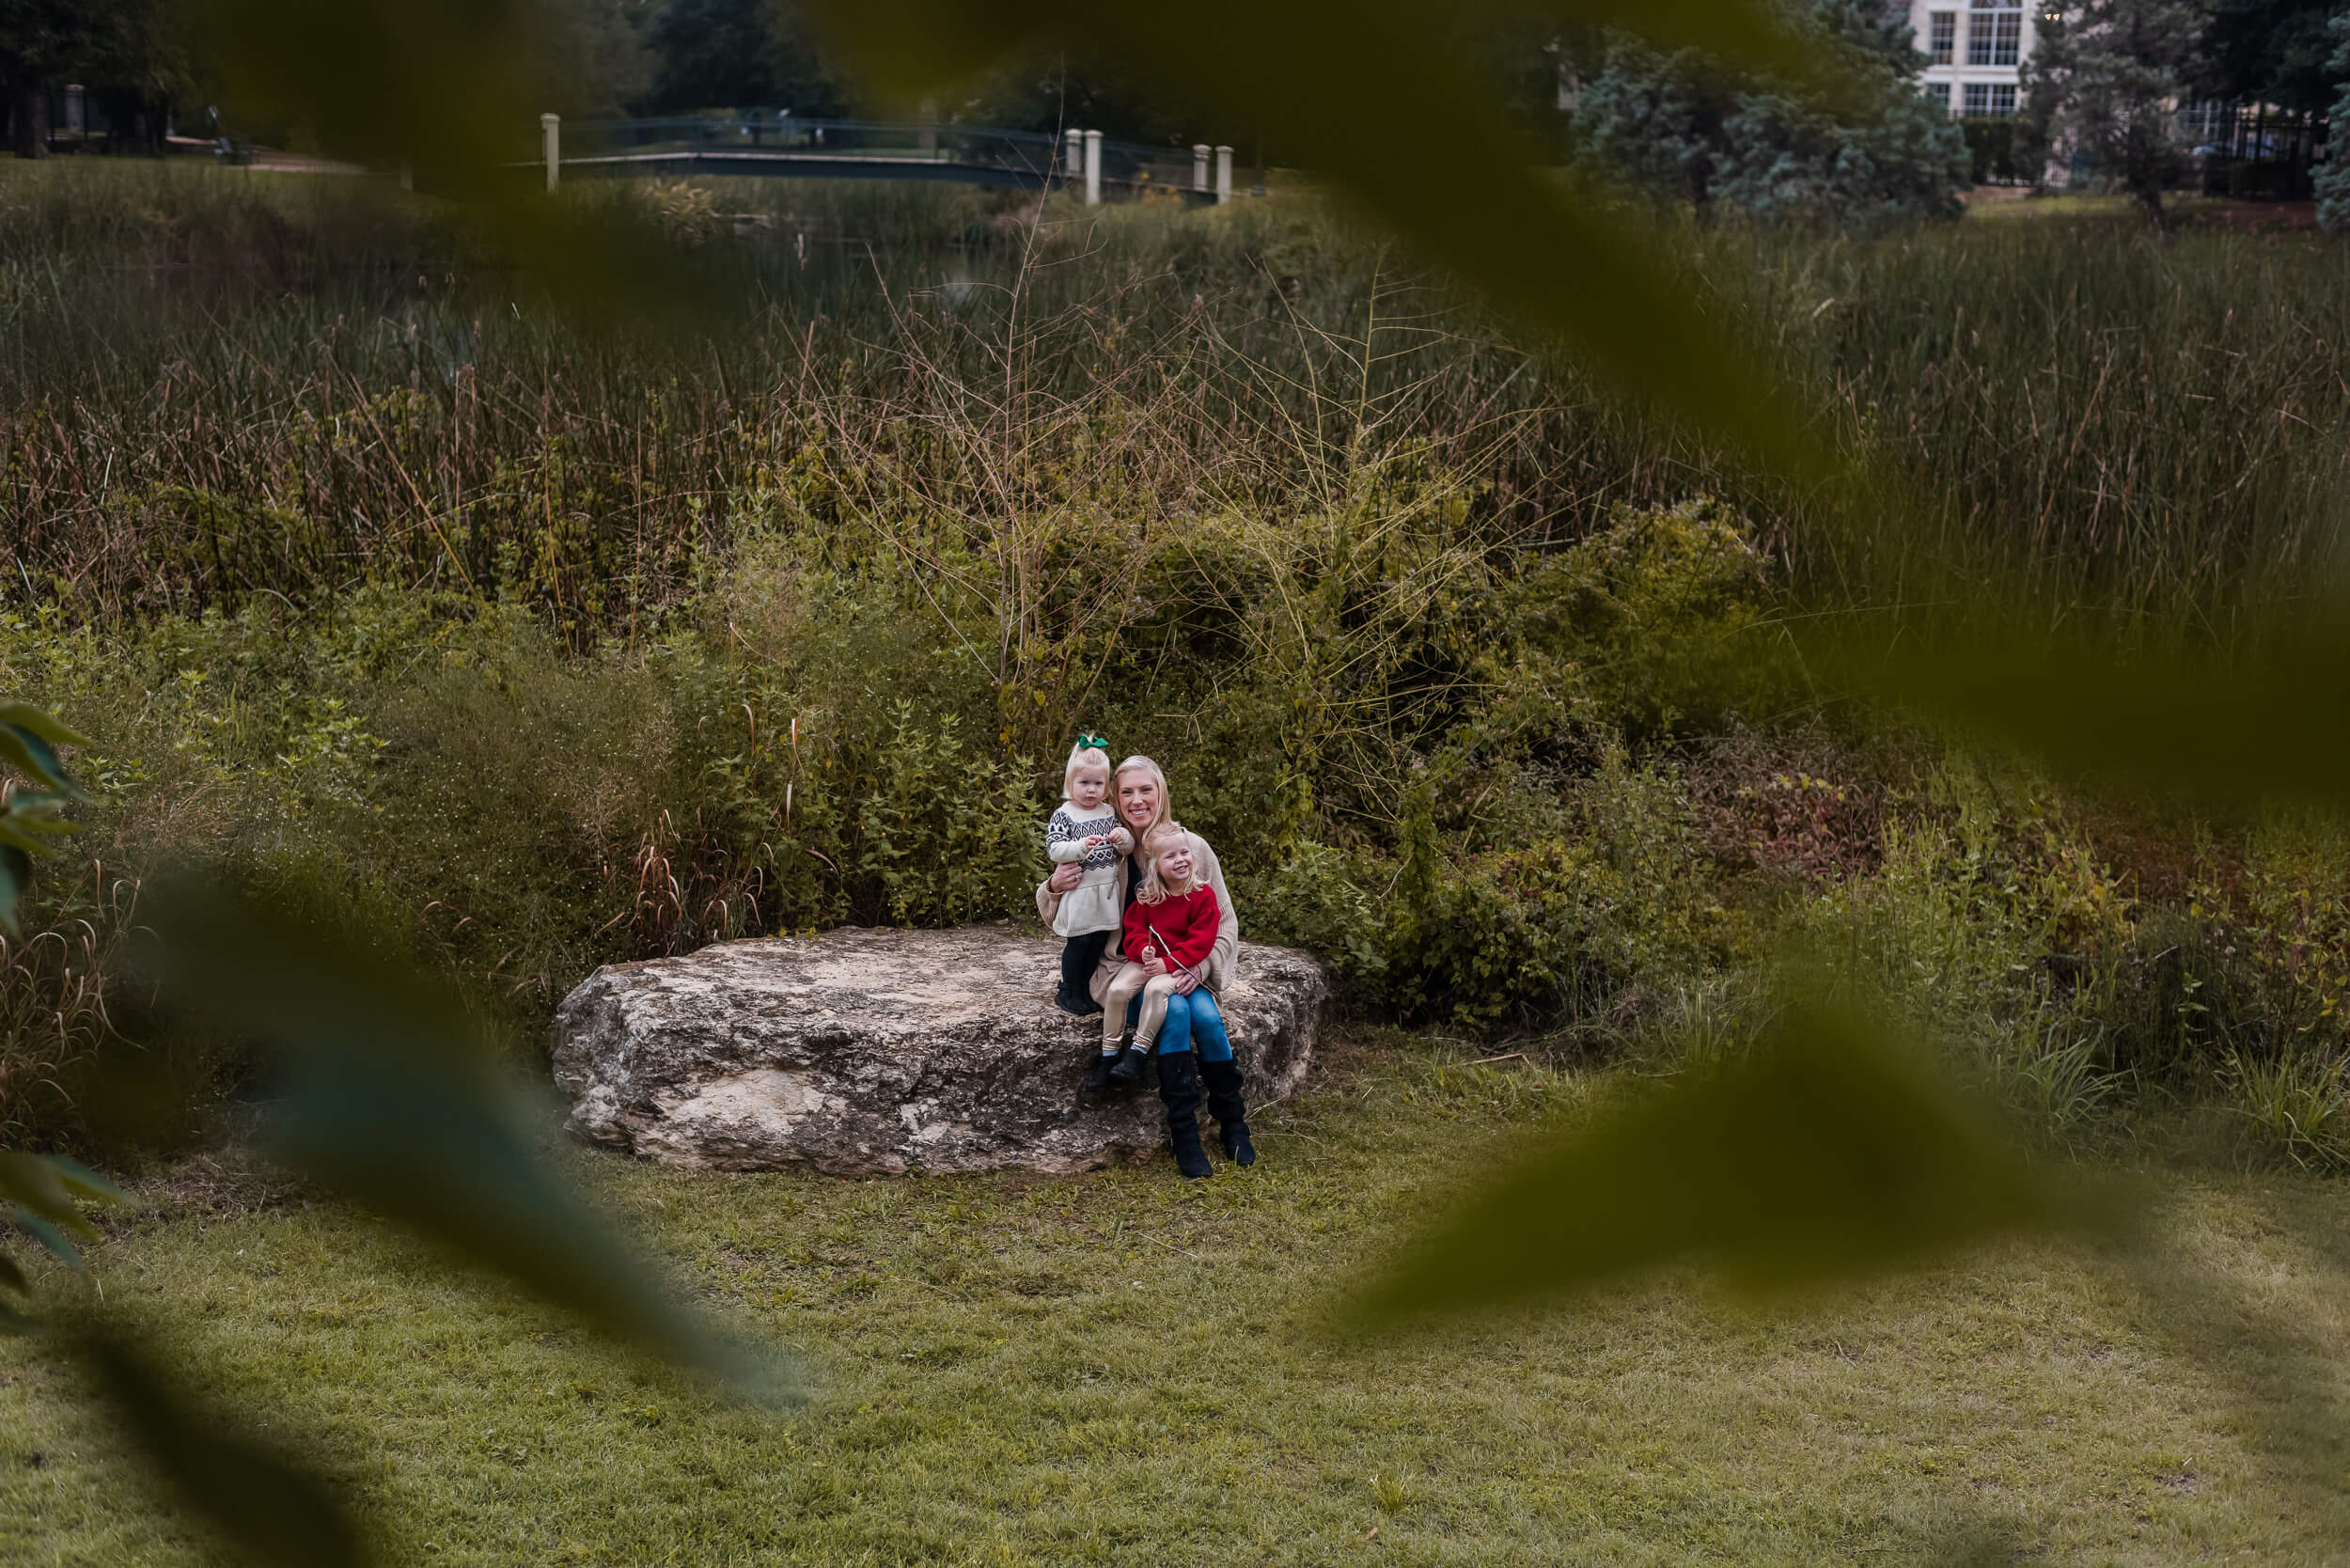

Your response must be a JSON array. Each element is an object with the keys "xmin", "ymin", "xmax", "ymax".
[
  {"xmin": 6, "ymin": 161, "xmax": 2349, "ymax": 629},
  {"xmin": 8, "ymin": 1044, "xmax": 2350, "ymax": 1565}
]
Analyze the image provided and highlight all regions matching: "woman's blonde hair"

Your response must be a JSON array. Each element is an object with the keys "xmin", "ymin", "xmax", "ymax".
[
  {"xmin": 1112, "ymin": 755, "xmax": 1172, "ymax": 834},
  {"xmin": 1062, "ymin": 739, "xmax": 1113, "ymax": 802},
  {"xmin": 1135, "ymin": 820, "xmax": 1194, "ymax": 905}
]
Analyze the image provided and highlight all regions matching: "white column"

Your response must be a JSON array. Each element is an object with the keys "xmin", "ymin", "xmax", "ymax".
[
  {"xmin": 1083, "ymin": 129, "xmax": 1103, "ymax": 205},
  {"xmin": 541, "ymin": 113, "xmax": 560, "ymax": 193},
  {"xmin": 1214, "ymin": 145, "xmax": 1233, "ymax": 204},
  {"xmin": 1192, "ymin": 144, "xmax": 1211, "ymax": 193}
]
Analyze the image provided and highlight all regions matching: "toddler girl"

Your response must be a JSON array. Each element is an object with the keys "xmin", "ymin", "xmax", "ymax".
[
  {"xmin": 1100, "ymin": 820, "xmax": 1225, "ymax": 1088},
  {"xmin": 1045, "ymin": 735, "xmax": 1128, "ymax": 1015}
]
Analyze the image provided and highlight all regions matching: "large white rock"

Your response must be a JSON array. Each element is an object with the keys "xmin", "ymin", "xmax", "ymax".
[{"xmin": 552, "ymin": 926, "xmax": 1327, "ymax": 1175}]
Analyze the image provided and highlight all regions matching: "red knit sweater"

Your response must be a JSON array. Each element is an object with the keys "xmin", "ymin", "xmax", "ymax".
[{"xmin": 1124, "ymin": 886, "xmax": 1219, "ymax": 974}]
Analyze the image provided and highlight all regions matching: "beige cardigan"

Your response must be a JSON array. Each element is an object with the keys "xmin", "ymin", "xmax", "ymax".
[{"xmin": 1036, "ymin": 835, "xmax": 1240, "ymax": 1003}]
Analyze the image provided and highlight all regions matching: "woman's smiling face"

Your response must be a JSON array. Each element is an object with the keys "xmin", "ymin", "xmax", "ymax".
[{"xmin": 1116, "ymin": 769, "xmax": 1161, "ymax": 830}]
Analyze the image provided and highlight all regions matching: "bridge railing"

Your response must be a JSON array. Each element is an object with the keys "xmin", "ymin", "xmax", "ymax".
[
  {"xmin": 532, "ymin": 114, "xmax": 1246, "ymax": 204},
  {"xmin": 555, "ymin": 115, "xmax": 1065, "ymax": 182}
]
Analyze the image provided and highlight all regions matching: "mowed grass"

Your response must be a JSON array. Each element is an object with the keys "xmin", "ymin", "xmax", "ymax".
[{"xmin": 7, "ymin": 1042, "xmax": 2350, "ymax": 1566}]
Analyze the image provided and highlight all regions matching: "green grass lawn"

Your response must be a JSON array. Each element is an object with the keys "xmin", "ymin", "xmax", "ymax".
[{"xmin": 7, "ymin": 1040, "xmax": 2350, "ymax": 1566}]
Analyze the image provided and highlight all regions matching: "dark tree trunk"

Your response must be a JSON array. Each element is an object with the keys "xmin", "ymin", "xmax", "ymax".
[{"xmin": 5, "ymin": 72, "xmax": 48, "ymax": 161}]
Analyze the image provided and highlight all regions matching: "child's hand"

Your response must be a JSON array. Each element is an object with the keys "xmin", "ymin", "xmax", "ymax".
[
  {"xmin": 1081, "ymin": 835, "xmax": 1105, "ymax": 850},
  {"xmin": 1107, "ymin": 827, "xmax": 1133, "ymax": 852},
  {"xmin": 1139, "ymin": 945, "xmax": 1155, "ymax": 962}
]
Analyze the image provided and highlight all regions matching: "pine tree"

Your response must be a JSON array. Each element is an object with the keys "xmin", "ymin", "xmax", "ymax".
[
  {"xmin": 2315, "ymin": 8, "xmax": 2350, "ymax": 233},
  {"xmin": 2025, "ymin": 0, "xmax": 2211, "ymax": 225},
  {"xmin": 1562, "ymin": 0, "xmax": 1967, "ymax": 227}
]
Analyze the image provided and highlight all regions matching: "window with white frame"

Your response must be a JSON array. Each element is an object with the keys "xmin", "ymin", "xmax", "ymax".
[
  {"xmin": 1962, "ymin": 82, "xmax": 2018, "ymax": 117},
  {"xmin": 1967, "ymin": 0, "xmax": 2021, "ymax": 66},
  {"xmin": 1929, "ymin": 10, "xmax": 1956, "ymax": 64}
]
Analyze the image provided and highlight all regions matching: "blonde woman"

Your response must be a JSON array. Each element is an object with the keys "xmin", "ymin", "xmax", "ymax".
[{"xmin": 1038, "ymin": 756, "xmax": 1254, "ymax": 1176}]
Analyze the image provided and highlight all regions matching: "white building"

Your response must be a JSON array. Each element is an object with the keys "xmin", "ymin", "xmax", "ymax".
[{"xmin": 1909, "ymin": 0, "xmax": 2040, "ymax": 118}]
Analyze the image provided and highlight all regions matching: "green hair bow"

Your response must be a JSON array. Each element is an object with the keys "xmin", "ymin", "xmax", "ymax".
[{"xmin": 1076, "ymin": 732, "xmax": 1109, "ymax": 752}]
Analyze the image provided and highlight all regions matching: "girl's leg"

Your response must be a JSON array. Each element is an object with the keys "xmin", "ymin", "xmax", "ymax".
[
  {"xmin": 1101, "ymin": 963, "xmax": 1149, "ymax": 1055},
  {"xmin": 1058, "ymin": 929, "xmax": 1110, "ymax": 1014},
  {"xmin": 1107, "ymin": 970, "xmax": 1167, "ymax": 1085},
  {"xmin": 1132, "ymin": 977, "xmax": 1183, "ymax": 1057}
]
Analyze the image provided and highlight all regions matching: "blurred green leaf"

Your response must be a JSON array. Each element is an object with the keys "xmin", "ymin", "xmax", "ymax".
[
  {"xmin": 0, "ymin": 1152, "xmax": 107, "ymax": 1240},
  {"xmin": 0, "ymin": 723, "xmax": 85, "ymax": 799},
  {"xmin": 1825, "ymin": 615, "xmax": 2350, "ymax": 812},
  {"xmin": 1350, "ymin": 986, "xmax": 2097, "ymax": 1323},
  {"xmin": 0, "ymin": 703, "xmax": 92, "ymax": 748},
  {"xmin": 0, "ymin": 699, "xmax": 86, "ymax": 933},
  {"xmin": 0, "ymin": 816, "xmax": 83, "ymax": 855},
  {"xmin": 0, "ymin": 844, "xmax": 26, "ymax": 934},
  {"xmin": 813, "ymin": 0, "xmax": 1840, "ymax": 102},
  {"xmin": 805, "ymin": 0, "xmax": 1839, "ymax": 489},
  {"xmin": 76, "ymin": 1327, "xmax": 366, "ymax": 1568},
  {"xmin": 802, "ymin": 0, "xmax": 1041, "ymax": 99},
  {"xmin": 197, "ymin": 0, "xmax": 531, "ymax": 186},
  {"xmin": 41, "ymin": 1155, "xmax": 127, "ymax": 1206},
  {"xmin": 142, "ymin": 875, "xmax": 796, "ymax": 1404},
  {"xmin": 8, "ymin": 1210, "xmax": 83, "ymax": 1269}
]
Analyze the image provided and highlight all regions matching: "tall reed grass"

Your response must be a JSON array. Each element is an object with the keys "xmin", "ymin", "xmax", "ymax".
[{"xmin": 5, "ymin": 160, "xmax": 2346, "ymax": 641}]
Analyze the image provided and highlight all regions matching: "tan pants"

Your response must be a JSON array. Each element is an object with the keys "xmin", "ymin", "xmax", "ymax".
[{"xmin": 1102, "ymin": 962, "xmax": 1182, "ymax": 1055}]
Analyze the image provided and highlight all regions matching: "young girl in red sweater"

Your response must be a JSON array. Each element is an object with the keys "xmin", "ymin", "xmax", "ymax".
[{"xmin": 1101, "ymin": 821, "xmax": 1228, "ymax": 1090}]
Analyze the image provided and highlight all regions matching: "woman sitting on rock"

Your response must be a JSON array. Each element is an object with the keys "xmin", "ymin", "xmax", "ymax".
[{"xmin": 1037, "ymin": 755, "xmax": 1256, "ymax": 1178}]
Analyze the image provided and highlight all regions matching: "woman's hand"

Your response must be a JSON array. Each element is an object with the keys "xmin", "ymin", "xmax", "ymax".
[
  {"xmin": 1047, "ymin": 862, "xmax": 1083, "ymax": 894},
  {"xmin": 1171, "ymin": 971, "xmax": 1200, "ymax": 996}
]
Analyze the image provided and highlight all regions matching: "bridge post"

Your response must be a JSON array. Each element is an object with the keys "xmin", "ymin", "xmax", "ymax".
[
  {"xmin": 1214, "ymin": 145, "xmax": 1233, "ymax": 204},
  {"xmin": 1064, "ymin": 129, "xmax": 1084, "ymax": 193},
  {"xmin": 1084, "ymin": 130, "xmax": 1103, "ymax": 205},
  {"xmin": 541, "ymin": 113, "xmax": 560, "ymax": 193},
  {"xmin": 1192, "ymin": 144, "xmax": 1210, "ymax": 195}
]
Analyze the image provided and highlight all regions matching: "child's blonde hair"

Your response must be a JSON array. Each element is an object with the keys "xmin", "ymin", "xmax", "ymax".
[
  {"xmin": 1063, "ymin": 736, "xmax": 1112, "ymax": 801},
  {"xmin": 1135, "ymin": 820, "xmax": 1195, "ymax": 905}
]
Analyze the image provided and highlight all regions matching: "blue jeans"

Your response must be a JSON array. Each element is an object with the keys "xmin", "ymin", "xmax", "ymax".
[{"xmin": 1122, "ymin": 986, "xmax": 1234, "ymax": 1063}]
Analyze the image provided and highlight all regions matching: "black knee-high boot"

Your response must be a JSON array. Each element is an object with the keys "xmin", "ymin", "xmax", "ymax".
[
  {"xmin": 1153, "ymin": 1051, "xmax": 1214, "ymax": 1180},
  {"xmin": 1199, "ymin": 1058, "xmax": 1256, "ymax": 1167}
]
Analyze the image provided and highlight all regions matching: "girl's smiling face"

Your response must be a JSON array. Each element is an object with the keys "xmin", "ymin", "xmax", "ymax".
[
  {"xmin": 1070, "ymin": 764, "xmax": 1108, "ymax": 811},
  {"xmin": 1117, "ymin": 770, "xmax": 1162, "ymax": 830},
  {"xmin": 1155, "ymin": 836, "xmax": 1194, "ymax": 889}
]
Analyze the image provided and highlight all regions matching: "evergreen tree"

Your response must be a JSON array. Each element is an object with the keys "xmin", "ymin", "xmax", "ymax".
[
  {"xmin": 2025, "ymin": 0, "xmax": 2210, "ymax": 225},
  {"xmin": 2194, "ymin": 0, "xmax": 2338, "ymax": 111},
  {"xmin": 638, "ymin": 0, "xmax": 846, "ymax": 115},
  {"xmin": 1563, "ymin": 0, "xmax": 1966, "ymax": 227},
  {"xmin": 2316, "ymin": 8, "xmax": 2350, "ymax": 232}
]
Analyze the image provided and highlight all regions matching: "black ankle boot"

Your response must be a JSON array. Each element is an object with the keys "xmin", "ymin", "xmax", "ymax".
[
  {"xmin": 1083, "ymin": 1054, "xmax": 1120, "ymax": 1093},
  {"xmin": 1106, "ymin": 1042, "xmax": 1150, "ymax": 1086},
  {"xmin": 1154, "ymin": 1051, "xmax": 1214, "ymax": 1179},
  {"xmin": 1199, "ymin": 1058, "xmax": 1256, "ymax": 1168}
]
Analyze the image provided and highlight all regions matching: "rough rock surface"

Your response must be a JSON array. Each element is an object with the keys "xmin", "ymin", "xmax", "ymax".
[{"xmin": 553, "ymin": 926, "xmax": 1327, "ymax": 1175}]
